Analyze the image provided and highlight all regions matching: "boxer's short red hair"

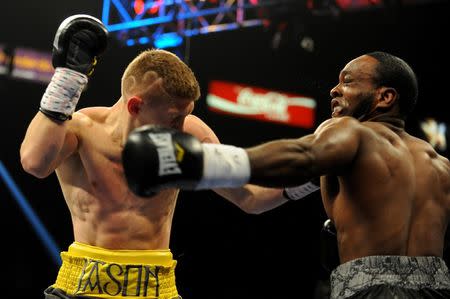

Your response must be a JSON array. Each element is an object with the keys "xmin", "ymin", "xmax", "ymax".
[{"xmin": 122, "ymin": 48, "xmax": 200, "ymax": 101}]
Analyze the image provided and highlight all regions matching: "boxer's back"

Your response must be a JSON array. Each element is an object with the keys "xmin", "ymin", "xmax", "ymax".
[
  {"xmin": 403, "ymin": 133, "xmax": 450, "ymax": 255},
  {"xmin": 322, "ymin": 121, "xmax": 450, "ymax": 263}
]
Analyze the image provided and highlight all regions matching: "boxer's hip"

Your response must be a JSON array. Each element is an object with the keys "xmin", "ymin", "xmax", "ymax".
[
  {"xmin": 52, "ymin": 242, "xmax": 179, "ymax": 299},
  {"xmin": 330, "ymin": 255, "xmax": 450, "ymax": 299}
]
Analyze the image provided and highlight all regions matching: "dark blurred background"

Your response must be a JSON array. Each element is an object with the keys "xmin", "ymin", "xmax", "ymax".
[{"xmin": 1, "ymin": 0, "xmax": 450, "ymax": 298}]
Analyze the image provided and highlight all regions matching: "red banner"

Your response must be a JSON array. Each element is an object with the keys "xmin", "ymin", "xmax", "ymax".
[{"xmin": 206, "ymin": 80, "xmax": 316, "ymax": 129}]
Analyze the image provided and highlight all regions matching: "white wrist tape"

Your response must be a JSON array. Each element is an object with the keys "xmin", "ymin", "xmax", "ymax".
[
  {"xmin": 40, "ymin": 67, "xmax": 88, "ymax": 116},
  {"xmin": 195, "ymin": 144, "xmax": 251, "ymax": 189},
  {"xmin": 283, "ymin": 181, "xmax": 320, "ymax": 200}
]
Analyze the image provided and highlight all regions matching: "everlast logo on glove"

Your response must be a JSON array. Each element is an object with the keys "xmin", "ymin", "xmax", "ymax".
[
  {"xmin": 123, "ymin": 125, "xmax": 204, "ymax": 197},
  {"xmin": 148, "ymin": 133, "xmax": 182, "ymax": 176}
]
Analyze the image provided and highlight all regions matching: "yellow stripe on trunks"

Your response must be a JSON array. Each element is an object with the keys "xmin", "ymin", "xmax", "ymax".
[{"xmin": 53, "ymin": 242, "xmax": 179, "ymax": 298}]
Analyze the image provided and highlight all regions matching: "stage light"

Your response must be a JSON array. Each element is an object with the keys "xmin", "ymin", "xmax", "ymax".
[
  {"xmin": 153, "ymin": 33, "xmax": 183, "ymax": 49},
  {"xmin": 420, "ymin": 118, "xmax": 447, "ymax": 152},
  {"xmin": 138, "ymin": 36, "xmax": 151, "ymax": 44},
  {"xmin": 133, "ymin": 0, "xmax": 145, "ymax": 15}
]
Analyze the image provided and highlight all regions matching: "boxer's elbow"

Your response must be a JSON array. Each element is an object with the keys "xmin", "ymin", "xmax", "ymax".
[
  {"xmin": 215, "ymin": 188, "xmax": 266, "ymax": 214},
  {"xmin": 236, "ymin": 195, "xmax": 267, "ymax": 215},
  {"xmin": 243, "ymin": 205, "xmax": 266, "ymax": 215},
  {"xmin": 237, "ymin": 202, "xmax": 262, "ymax": 215},
  {"xmin": 237, "ymin": 187, "xmax": 286, "ymax": 215},
  {"xmin": 21, "ymin": 156, "xmax": 52, "ymax": 178},
  {"xmin": 20, "ymin": 146, "xmax": 54, "ymax": 178}
]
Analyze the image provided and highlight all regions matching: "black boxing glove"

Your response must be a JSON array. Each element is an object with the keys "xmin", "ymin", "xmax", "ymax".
[
  {"xmin": 52, "ymin": 14, "xmax": 108, "ymax": 75},
  {"xmin": 40, "ymin": 14, "xmax": 108, "ymax": 121},
  {"xmin": 122, "ymin": 125, "xmax": 251, "ymax": 197},
  {"xmin": 123, "ymin": 126, "xmax": 204, "ymax": 197}
]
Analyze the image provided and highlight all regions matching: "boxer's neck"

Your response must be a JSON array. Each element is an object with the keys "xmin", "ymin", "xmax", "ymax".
[{"xmin": 366, "ymin": 114, "xmax": 406, "ymax": 132}]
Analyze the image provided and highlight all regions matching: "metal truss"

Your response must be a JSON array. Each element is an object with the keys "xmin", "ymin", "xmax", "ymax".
[
  {"xmin": 101, "ymin": 0, "xmax": 281, "ymax": 47},
  {"xmin": 101, "ymin": 0, "xmax": 442, "ymax": 48}
]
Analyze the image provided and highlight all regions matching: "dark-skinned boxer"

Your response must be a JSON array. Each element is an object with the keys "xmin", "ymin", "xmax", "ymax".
[{"xmin": 123, "ymin": 52, "xmax": 450, "ymax": 299}]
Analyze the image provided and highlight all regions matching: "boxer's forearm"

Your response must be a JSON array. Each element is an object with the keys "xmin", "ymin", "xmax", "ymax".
[
  {"xmin": 246, "ymin": 137, "xmax": 317, "ymax": 188},
  {"xmin": 20, "ymin": 112, "xmax": 77, "ymax": 178},
  {"xmin": 213, "ymin": 185, "xmax": 287, "ymax": 214},
  {"xmin": 21, "ymin": 15, "xmax": 107, "ymax": 178}
]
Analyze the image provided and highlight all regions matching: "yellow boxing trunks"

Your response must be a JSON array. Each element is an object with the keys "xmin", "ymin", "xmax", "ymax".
[{"xmin": 53, "ymin": 242, "xmax": 179, "ymax": 299}]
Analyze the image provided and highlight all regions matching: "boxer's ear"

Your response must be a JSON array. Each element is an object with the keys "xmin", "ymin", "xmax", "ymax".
[
  {"xmin": 127, "ymin": 96, "xmax": 143, "ymax": 115},
  {"xmin": 376, "ymin": 87, "xmax": 397, "ymax": 109}
]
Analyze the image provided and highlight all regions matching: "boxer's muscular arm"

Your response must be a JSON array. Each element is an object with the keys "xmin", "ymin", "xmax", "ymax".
[
  {"xmin": 247, "ymin": 116, "xmax": 361, "ymax": 187},
  {"xmin": 20, "ymin": 113, "xmax": 79, "ymax": 178},
  {"xmin": 213, "ymin": 186, "xmax": 287, "ymax": 214},
  {"xmin": 20, "ymin": 15, "xmax": 108, "ymax": 178},
  {"xmin": 183, "ymin": 115, "xmax": 221, "ymax": 144},
  {"xmin": 122, "ymin": 116, "xmax": 361, "ymax": 197},
  {"xmin": 184, "ymin": 115, "xmax": 287, "ymax": 214}
]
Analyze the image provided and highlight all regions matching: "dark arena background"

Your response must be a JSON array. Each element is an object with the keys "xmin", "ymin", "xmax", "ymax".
[{"xmin": 1, "ymin": 1, "xmax": 450, "ymax": 298}]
